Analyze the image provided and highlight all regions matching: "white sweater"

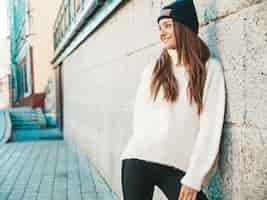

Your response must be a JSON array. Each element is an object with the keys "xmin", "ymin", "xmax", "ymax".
[{"xmin": 120, "ymin": 49, "xmax": 226, "ymax": 191}]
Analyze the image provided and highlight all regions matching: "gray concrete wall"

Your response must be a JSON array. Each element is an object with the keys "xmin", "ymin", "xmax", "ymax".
[{"xmin": 61, "ymin": 0, "xmax": 267, "ymax": 199}]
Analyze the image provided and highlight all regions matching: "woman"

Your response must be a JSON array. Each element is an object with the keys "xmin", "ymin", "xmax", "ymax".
[{"xmin": 120, "ymin": 0, "xmax": 226, "ymax": 200}]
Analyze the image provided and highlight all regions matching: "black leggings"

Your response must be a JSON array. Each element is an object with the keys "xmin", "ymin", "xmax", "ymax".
[{"xmin": 121, "ymin": 158, "xmax": 208, "ymax": 200}]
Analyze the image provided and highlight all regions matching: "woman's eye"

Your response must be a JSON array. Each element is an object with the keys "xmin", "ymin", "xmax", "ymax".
[
  {"xmin": 158, "ymin": 23, "xmax": 172, "ymax": 31},
  {"xmin": 165, "ymin": 24, "xmax": 172, "ymax": 28}
]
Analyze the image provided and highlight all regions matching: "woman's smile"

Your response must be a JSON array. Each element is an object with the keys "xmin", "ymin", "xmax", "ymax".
[{"xmin": 163, "ymin": 37, "xmax": 171, "ymax": 42}]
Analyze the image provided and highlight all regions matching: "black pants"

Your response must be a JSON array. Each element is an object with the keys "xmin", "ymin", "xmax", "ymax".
[{"xmin": 121, "ymin": 158, "xmax": 208, "ymax": 200}]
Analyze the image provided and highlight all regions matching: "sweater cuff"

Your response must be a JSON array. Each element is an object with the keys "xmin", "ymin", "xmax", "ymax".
[{"xmin": 180, "ymin": 173, "xmax": 202, "ymax": 192}]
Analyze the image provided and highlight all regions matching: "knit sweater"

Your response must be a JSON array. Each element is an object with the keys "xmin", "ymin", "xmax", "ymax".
[{"xmin": 120, "ymin": 49, "xmax": 226, "ymax": 191}]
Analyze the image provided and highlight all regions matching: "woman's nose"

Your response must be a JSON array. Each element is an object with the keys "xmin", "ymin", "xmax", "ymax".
[
  {"xmin": 160, "ymin": 29, "xmax": 167, "ymax": 39},
  {"xmin": 160, "ymin": 28, "xmax": 166, "ymax": 35}
]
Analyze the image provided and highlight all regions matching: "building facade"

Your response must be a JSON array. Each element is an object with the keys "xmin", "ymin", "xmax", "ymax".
[
  {"xmin": 8, "ymin": 0, "xmax": 61, "ymax": 108},
  {"xmin": 52, "ymin": 0, "xmax": 267, "ymax": 200},
  {"xmin": 0, "ymin": 37, "xmax": 11, "ymax": 109}
]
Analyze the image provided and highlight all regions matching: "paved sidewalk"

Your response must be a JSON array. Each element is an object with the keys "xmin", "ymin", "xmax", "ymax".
[{"xmin": 0, "ymin": 137, "xmax": 118, "ymax": 200}]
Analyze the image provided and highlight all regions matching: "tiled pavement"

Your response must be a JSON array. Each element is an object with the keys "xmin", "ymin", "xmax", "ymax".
[{"xmin": 0, "ymin": 130, "xmax": 118, "ymax": 200}]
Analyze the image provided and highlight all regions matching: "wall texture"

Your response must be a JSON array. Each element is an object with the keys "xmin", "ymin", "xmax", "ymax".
[
  {"xmin": 28, "ymin": 0, "xmax": 62, "ymax": 93},
  {"xmin": 61, "ymin": 0, "xmax": 267, "ymax": 199}
]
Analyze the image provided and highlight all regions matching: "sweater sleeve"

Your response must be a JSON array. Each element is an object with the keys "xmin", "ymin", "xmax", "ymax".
[
  {"xmin": 132, "ymin": 63, "xmax": 152, "ymax": 133},
  {"xmin": 180, "ymin": 58, "xmax": 226, "ymax": 191}
]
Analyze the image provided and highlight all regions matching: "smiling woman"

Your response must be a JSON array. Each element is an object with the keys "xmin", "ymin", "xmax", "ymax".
[{"xmin": 120, "ymin": 1, "xmax": 226, "ymax": 200}]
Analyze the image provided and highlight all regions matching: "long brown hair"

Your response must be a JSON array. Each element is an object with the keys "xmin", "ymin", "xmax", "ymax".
[{"xmin": 150, "ymin": 20, "xmax": 211, "ymax": 115}]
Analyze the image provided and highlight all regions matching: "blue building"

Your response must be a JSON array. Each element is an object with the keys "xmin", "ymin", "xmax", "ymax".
[
  {"xmin": 7, "ymin": 0, "xmax": 61, "ymax": 111},
  {"xmin": 8, "ymin": 0, "xmax": 33, "ymax": 105}
]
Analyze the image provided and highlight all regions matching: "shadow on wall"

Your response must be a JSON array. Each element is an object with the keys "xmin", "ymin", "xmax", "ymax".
[{"xmin": 202, "ymin": 1, "xmax": 231, "ymax": 200}]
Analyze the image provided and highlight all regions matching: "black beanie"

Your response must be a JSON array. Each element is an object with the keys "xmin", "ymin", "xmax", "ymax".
[{"xmin": 157, "ymin": 0, "xmax": 199, "ymax": 34}]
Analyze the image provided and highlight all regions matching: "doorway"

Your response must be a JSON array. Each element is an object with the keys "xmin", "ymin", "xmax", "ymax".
[{"xmin": 55, "ymin": 63, "xmax": 64, "ymax": 132}]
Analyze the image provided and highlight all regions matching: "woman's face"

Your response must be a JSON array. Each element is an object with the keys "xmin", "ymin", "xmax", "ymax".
[{"xmin": 158, "ymin": 18, "xmax": 177, "ymax": 49}]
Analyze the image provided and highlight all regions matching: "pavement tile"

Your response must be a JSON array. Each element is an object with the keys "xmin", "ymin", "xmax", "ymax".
[{"xmin": 0, "ymin": 129, "xmax": 117, "ymax": 200}]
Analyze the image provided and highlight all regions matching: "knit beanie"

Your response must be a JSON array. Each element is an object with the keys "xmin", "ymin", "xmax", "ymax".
[{"xmin": 157, "ymin": 0, "xmax": 199, "ymax": 34}]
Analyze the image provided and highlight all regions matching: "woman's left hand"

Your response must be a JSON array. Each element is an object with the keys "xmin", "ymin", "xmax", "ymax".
[{"xmin": 178, "ymin": 184, "xmax": 198, "ymax": 200}]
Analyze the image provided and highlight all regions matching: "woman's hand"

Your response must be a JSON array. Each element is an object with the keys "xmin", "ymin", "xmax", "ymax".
[{"xmin": 178, "ymin": 184, "xmax": 198, "ymax": 200}]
